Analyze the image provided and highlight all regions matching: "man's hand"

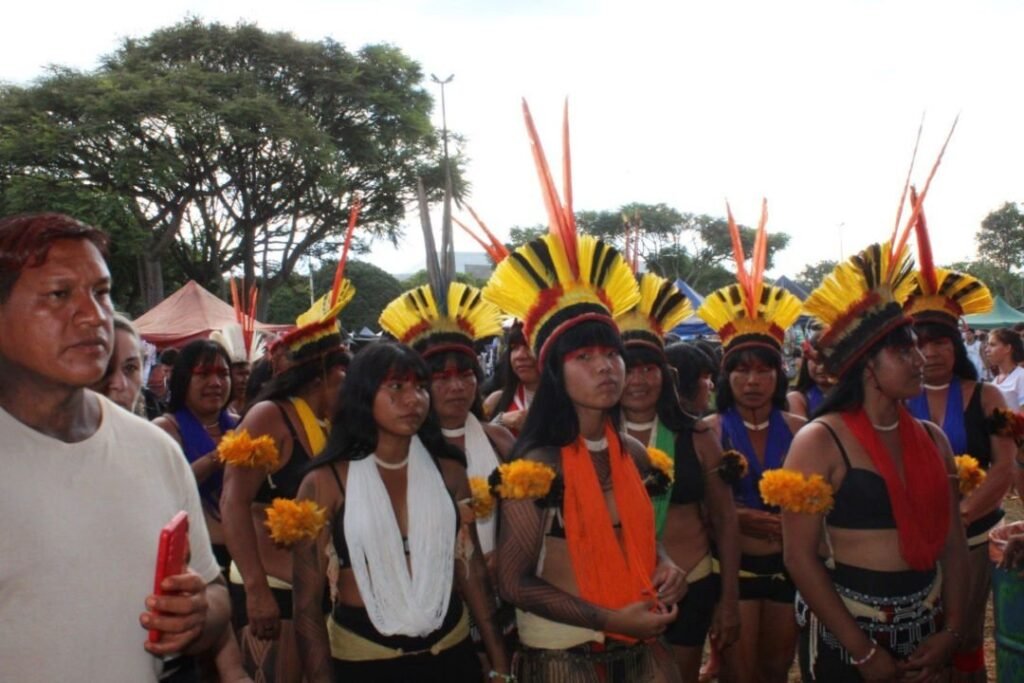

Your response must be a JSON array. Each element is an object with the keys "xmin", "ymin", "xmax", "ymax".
[{"xmin": 140, "ymin": 570, "xmax": 209, "ymax": 656}]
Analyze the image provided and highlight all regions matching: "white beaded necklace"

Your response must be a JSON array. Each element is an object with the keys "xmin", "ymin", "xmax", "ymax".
[
  {"xmin": 872, "ymin": 421, "xmax": 900, "ymax": 432},
  {"xmin": 584, "ymin": 436, "xmax": 608, "ymax": 451},
  {"xmin": 373, "ymin": 454, "xmax": 410, "ymax": 470},
  {"xmin": 441, "ymin": 426, "xmax": 466, "ymax": 438},
  {"xmin": 743, "ymin": 420, "xmax": 770, "ymax": 432},
  {"xmin": 923, "ymin": 383, "xmax": 950, "ymax": 391},
  {"xmin": 625, "ymin": 419, "xmax": 656, "ymax": 432}
]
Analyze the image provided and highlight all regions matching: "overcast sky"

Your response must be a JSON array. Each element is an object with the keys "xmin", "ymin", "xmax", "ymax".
[{"xmin": 3, "ymin": 0, "xmax": 1022, "ymax": 283}]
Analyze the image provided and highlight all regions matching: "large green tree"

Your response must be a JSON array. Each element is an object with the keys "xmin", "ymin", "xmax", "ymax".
[
  {"xmin": 796, "ymin": 259, "xmax": 838, "ymax": 291},
  {"xmin": 977, "ymin": 202, "xmax": 1024, "ymax": 273},
  {"xmin": 0, "ymin": 19, "xmax": 457, "ymax": 313}
]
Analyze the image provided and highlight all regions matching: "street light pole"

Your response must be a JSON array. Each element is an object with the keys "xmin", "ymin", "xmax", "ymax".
[{"xmin": 430, "ymin": 73, "xmax": 454, "ymax": 170}]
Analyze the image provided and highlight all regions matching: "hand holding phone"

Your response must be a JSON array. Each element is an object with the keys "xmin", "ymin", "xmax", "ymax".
[{"xmin": 148, "ymin": 511, "xmax": 189, "ymax": 643}]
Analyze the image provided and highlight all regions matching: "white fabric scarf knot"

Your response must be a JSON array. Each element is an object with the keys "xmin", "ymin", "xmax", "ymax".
[
  {"xmin": 462, "ymin": 413, "xmax": 501, "ymax": 554},
  {"xmin": 344, "ymin": 435, "xmax": 455, "ymax": 636}
]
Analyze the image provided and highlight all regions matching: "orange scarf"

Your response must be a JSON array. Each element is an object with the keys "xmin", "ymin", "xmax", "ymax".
[{"xmin": 562, "ymin": 420, "xmax": 657, "ymax": 640}]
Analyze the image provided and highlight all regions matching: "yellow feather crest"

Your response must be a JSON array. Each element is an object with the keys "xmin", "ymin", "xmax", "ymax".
[
  {"xmin": 905, "ymin": 268, "xmax": 993, "ymax": 320},
  {"xmin": 617, "ymin": 273, "xmax": 694, "ymax": 342},
  {"xmin": 295, "ymin": 280, "xmax": 355, "ymax": 329},
  {"xmin": 804, "ymin": 241, "xmax": 915, "ymax": 327},
  {"xmin": 697, "ymin": 283, "xmax": 801, "ymax": 349},
  {"xmin": 379, "ymin": 282, "xmax": 503, "ymax": 348}
]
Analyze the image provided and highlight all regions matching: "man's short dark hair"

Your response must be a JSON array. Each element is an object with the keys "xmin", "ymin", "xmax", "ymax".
[{"xmin": 0, "ymin": 213, "xmax": 109, "ymax": 303}]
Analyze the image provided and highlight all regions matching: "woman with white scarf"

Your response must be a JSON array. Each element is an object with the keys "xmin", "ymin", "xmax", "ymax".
[{"xmin": 291, "ymin": 342, "xmax": 509, "ymax": 683}]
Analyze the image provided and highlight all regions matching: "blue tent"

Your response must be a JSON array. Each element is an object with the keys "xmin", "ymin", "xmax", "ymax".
[{"xmin": 668, "ymin": 279, "xmax": 714, "ymax": 339}]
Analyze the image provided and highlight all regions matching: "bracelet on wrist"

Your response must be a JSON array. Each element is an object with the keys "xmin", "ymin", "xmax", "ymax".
[
  {"xmin": 943, "ymin": 625, "xmax": 964, "ymax": 646},
  {"xmin": 850, "ymin": 642, "xmax": 878, "ymax": 667},
  {"xmin": 488, "ymin": 672, "xmax": 516, "ymax": 683}
]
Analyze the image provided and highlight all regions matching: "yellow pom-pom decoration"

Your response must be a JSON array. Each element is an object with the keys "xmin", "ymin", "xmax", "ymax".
[
  {"xmin": 217, "ymin": 429, "xmax": 280, "ymax": 469},
  {"xmin": 954, "ymin": 454, "xmax": 986, "ymax": 496},
  {"xmin": 759, "ymin": 469, "xmax": 835, "ymax": 515},
  {"xmin": 495, "ymin": 460, "xmax": 557, "ymax": 500},
  {"xmin": 469, "ymin": 476, "xmax": 496, "ymax": 519},
  {"xmin": 264, "ymin": 498, "xmax": 327, "ymax": 546},
  {"xmin": 647, "ymin": 447, "xmax": 675, "ymax": 484}
]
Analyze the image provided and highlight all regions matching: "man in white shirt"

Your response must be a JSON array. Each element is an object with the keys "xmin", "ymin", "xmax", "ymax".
[
  {"xmin": 0, "ymin": 213, "xmax": 229, "ymax": 682},
  {"xmin": 963, "ymin": 327, "xmax": 987, "ymax": 380}
]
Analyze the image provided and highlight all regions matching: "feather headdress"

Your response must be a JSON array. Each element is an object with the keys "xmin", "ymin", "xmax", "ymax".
[
  {"xmin": 276, "ymin": 198, "xmax": 360, "ymax": 360},
  {"xmin": 616, "ymin": 272, "xmax": 693, "ymax": 352},
  {"xmin": 453, "ymin": 205, "xmax": 510, "ymax": 265},
  {"xmin": 805, "ymin": 118, "xmax": 958, "ymax": 377},
  {"xmin": 211, "ymin": 278, "xmax": 260, "ymax": 363},
  {"xmin": 482, "ymin": 100, "xmax": 640, "ymax": 364},
  {"xmin": 378, "ymin": 175, "xmax": 503, "ymax": 357},
  {"xmin": 696, "ymin": 200, "xmax": 801, "ymax": 357},
  {"xmin": 904, "ymin": 186, "xmax": 992, "ymax": 327}
]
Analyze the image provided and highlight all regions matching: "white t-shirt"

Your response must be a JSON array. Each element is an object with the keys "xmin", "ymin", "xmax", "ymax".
[
  {"xmin": 0, "ymin": 392, "xmax": 220, "ymax": 682},
  {"xmin": 994, "ymin": 366, "xmax": 1024, "ymax": 409}
]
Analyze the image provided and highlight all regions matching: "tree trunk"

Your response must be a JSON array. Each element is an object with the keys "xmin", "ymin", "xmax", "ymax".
[{"xmin": 141, "ymin": 252, "xmax": 165, "ymax": 309}]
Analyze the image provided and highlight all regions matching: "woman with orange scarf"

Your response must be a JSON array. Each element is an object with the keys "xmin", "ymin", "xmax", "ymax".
[
  {"xmin": 483, "ymin": 101, "xmax": 686, "ymax": 682},
  {"xmin": 781, "ymin": 177, "xmax": 968, "ymax": 681}
]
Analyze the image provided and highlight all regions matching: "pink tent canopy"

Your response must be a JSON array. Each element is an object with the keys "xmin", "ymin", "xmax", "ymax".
[{"xmin": 134, "ymin": 280, "xmax": 291, "ymax": 348}]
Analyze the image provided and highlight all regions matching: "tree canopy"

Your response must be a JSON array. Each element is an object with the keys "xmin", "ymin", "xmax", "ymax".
[{"xmin": 0, "ymin": 19, "xmax": 457, "ymax": 314}]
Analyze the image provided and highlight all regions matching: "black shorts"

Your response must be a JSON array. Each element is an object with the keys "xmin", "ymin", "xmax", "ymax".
[
  {"xmin": 664, "ymin": 572, "xmax": 720, "ymax": 647},
  {"xmin": 228, "ymin": 580, "xmax": 293, "ymax": 631},
  {"xmin": 738, "ymin": 552, "xmax": 795, "ymax": 603},
  {"xmin": 332, "ymin": 636, "xmax": 481, "ymax": 682}
]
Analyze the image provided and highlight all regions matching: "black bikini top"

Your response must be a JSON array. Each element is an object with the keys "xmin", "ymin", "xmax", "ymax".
[
  {"xmin": 669, "ymin": 429, "xmax": 705, "ymax": 506},
  {"xmin": 818, "ymin": 422, "xmax": 897, "ymax": 531},
  {"xmin": 253, "ymin": 402, "xmax": 313, "ymax": 505}
]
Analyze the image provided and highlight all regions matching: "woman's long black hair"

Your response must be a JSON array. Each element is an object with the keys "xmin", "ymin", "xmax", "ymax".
[
  {"xmin": 714, "ymin": 345, "xmax": 790, "ymax": 413},
  {"xmin": 665, "ymin": 341, "xmax": 718, "ymax": 413},
  {"xmin": 512, "ymin": 319, "xmax": 626, "ymax": 459},
  {"xmin": 814, "ymin": 323, "xmax": 917, "ymax": 418},
  {"xmin": 245, "ymin": 346, "xmax": 350, "ymax": 417},
  {"xmin": 491, "ymin": 323, "xmax": 532, "ymax": 416},
  {"xmin": 913, "ymin": 321, "xmax": 978, "ymax": 382},
  {"xmin": 167, "ymin": 340, "xmax": 233, "ymax": 414},
  {"xmin": 623, "ymin": 343, "xmax": 692, "ymax": 432},
  {"xmin": 310, "ymin": 342, "xmax": 463, "ymax": 470}
]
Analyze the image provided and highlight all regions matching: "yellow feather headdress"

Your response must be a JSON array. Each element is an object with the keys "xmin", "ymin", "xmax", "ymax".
[
  {"xmin": 276, "ymin": 199, "xmax": 360, "ymax": 360},
  {"xmin": 903, "ymin": 186, "xmax": 992, "ymax": 326},
  {"xmin": 379, "ymin": 281, "xmax": 503, "ymax": 357},
  {"xmin": 696, "ymin": 200, "xmax": 801, "ymax": 356},
  {"xmin": 616, "ymin": 272, "xmax": 693, "ymax": 351},
  {"xmin": 482, "ymin": 100, "xmax": 639, "ymax": 364},
  {"xmin": 806, "ymin": 117, "xmax": 959, "ymax": 377}
]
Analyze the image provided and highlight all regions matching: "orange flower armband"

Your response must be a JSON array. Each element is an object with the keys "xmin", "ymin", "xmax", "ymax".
[
  {"xmin": 953, "ymin": 454, "xmax": 986, "ymax": 496},
  {"xmin": 217, "ymin": 428, "xmax": 280, "ymax": 469},
  {"xmin": 469, "ymin": 476, "xmax": 496, "ymax": 520},
  {"xmin": 758, "ymin": 469, "xmax": 835, "ymax": 515},
  {"xmin": 264, "ymin": 498, "xmax": 327, "ymax": 546}
]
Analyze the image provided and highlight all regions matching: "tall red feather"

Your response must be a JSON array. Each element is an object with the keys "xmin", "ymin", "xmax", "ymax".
[
  {"xmin": 464, "ymin": 204, "xmax": 509, "ymax": 262},
  {"xmin": 726, "ymin": 203, "xmax": 752, "ymax": 315},
  {"xmin": 909, "ymin": 186, "xmax": 937, "ymax": 294},
  {"xmin": 330, "ymin": 196, "xmax": 361, "ymax": 308},
  {"xmin": 522, "ymin": 99, "xmax": 578, "ymax": 278},
  {"xmin": 749, "ymin": 199, "xmax": 769, "ymax": 310}
]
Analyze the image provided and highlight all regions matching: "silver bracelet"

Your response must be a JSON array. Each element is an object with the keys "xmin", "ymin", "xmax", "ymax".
[{"xmin": 850, "ymin": 642, "xmax": 878, "ymax": 667}]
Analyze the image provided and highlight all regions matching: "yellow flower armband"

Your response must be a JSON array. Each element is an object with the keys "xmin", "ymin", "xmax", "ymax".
[
  {"xmin": 758, "ymin": 469, "xmax": 835, "ymax": 514},
  {"xmin": 264, "ymin": 498, "xmax": 327, "ymax": 546},
  {"xmin": 469, "ymin": 476, "xmax": 496, "ymax": 519},
  {"xmin": 217, "ymin": 428, "xmax": 280, "ymax": 469},
  {"xmin": 954, "ymin": 454, "xmax": 986, "ymax": 496},
  {"xmin": 491, "ymin": 460, "xmax": 557, "ymax": 500},
  {"xmin": 643, "ymin": 447, "xmax": 674, "ymax": 496},
  {"xmin": 987, "ymin": 407, "xmax": 1024, "ymax": 445}
]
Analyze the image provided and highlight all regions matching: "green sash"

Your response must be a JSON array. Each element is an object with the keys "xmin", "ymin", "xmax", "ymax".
[{"xmin": 648, "ymin": 419, "xmax": 676, "ymax": 537}]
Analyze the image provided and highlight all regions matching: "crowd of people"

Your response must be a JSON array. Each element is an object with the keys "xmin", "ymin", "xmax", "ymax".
[{"xmin": 3, "ymin": 108, "xmax": 1024, "ymax": 683}]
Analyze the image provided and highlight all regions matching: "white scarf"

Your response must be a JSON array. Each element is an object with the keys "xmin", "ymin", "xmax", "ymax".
[
  {"xmin": 462, "ymin": 413, "xmax": 502, "ymax": 554},
  {"xmin": 344, "ymin": 436, "xmax": 455, "ymax": 636}
]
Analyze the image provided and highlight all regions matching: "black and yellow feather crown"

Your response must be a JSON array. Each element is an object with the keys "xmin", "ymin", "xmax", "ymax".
[
  {"xmin": 903, "ymin": 187, "xmax": 992, "ymax": 327},
  {"xmin": 482, "ymin": 100, "xmax": 639, "ymax": 364},
  {"xmin": 808, "ymin": 118, "xmax": 960, "ymax": 377},
  {"xmin": 379, "ymin": 282, "xmax": 503, "ymax": 357},
  {"xmin": 696, "ymin": 200, "xmax": 801, "ymax": 356},
  {"xmin": 616, "ymin": 273, "xmax": 693, "ymax": 351}
]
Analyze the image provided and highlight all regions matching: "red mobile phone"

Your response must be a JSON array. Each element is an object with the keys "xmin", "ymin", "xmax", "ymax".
[{"xmin": 148, "ymin": 511, "xmax": 189, "ymax": 643}]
